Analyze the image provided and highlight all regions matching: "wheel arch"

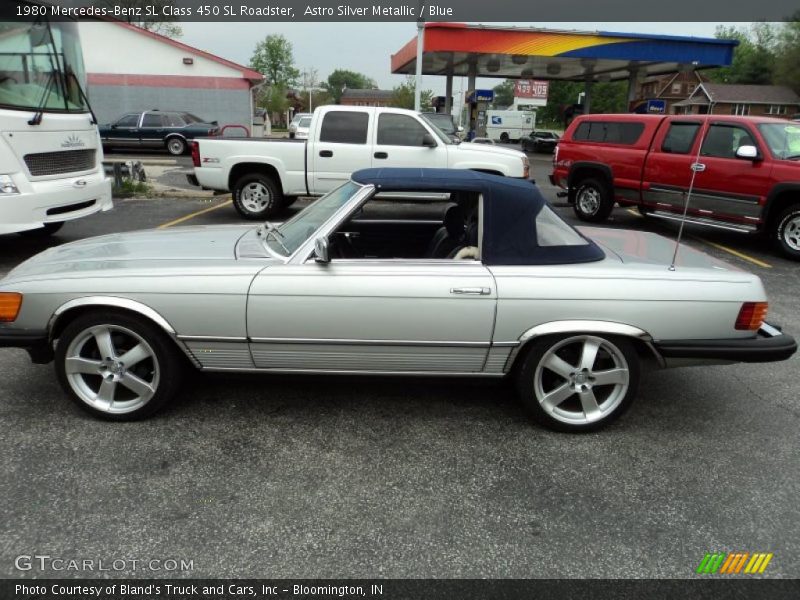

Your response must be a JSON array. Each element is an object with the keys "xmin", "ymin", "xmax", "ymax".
[
  {"xmin": 228, "ymin": 161, "xmax": 284, "ymax": 195},
  {"xmin": 763, "ymin": 183, "xmax": 800, "ymax": 231},
  {"xmin": 506, "ymin": 319, "xmax": 664, "ymax": 373},
  {"xmin": 48, "ymin": 297, "xmax": 199, "ymax": 367},
  {"xmin": 567, "ymin": 162, "xmax": 613, "ymax": 203}
]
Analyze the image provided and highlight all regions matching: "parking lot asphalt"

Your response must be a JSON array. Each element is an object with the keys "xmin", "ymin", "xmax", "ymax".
[{"xmin": 0, "ymin": 150, "xmax": 798, "ymax": 579}]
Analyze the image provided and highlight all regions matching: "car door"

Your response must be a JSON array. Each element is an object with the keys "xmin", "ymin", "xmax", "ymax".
[
  {"xmin": 247, "ymin": 261, "xmax": 496, "ymax": 373},
  {"xmin": 139, "ymin": 112, "xmax": 166, "ymax": 149},
  {"xmin": 689, "ymin": 121, "xmax": 773, "ymax": 225},
  {"xmin": 641, "ymin": 119, "xmax": 703, "ymax": 212},
  {"xmin": 106, "ymin": 113, "xmax": 142, "ymax": 148},
  {"xmin": 372, "ymin": 111, "xmax": 449, "ymax": 168},
  {"xmin": 310, "ymin": 110, "xmax": 373, "ymax": 194}
]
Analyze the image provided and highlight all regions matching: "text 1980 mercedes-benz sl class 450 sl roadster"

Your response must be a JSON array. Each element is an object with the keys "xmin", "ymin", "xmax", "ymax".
[{"xmin": 0, "ymin": 169, "xmax": 795, "ymax": 431}]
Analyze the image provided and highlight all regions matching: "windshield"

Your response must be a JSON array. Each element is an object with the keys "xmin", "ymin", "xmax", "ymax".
[
  {"xmin": 298, "ymin": 117, "xmax": 312, "ymax": 128},
  {"xmin": 421, "ymin": 114, "xmax": 457, "ymax": 143},
  {"xmin": 266, "ymin": 181, "xmax": 363, "ymax": 256},
  {"xmin": 758, "ymin": 123, "xmax": 800, "ymax": 159},
  {"xmin": 0, "ymin": 18, "xmax": 89, "ymax": 113}
]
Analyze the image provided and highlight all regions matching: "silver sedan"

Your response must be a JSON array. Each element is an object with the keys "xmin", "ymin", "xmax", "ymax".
[{"xmin": 0, "ymin": 168, "xmax": 795, "ymax": 432}]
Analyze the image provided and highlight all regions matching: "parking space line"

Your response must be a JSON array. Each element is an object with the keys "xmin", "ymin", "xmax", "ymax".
[
  {"xmin": 157, "ymin": 199, "xmax": 233, "ymax": 229},
  {"xmin": 691, "ymin": 236, "xmax": 773, "ymax": 269}
]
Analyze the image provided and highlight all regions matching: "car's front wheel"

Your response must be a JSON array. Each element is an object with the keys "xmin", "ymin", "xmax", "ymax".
[
  {"xmin": 572, "ymin": 177, "xmax": 614, "ymax": 222},
  {"xmin": 774, "ymin": 202, "xmax": 800, "ymax": 260},
  {"xmin": 55, "ymin": 311, "xmax": 183, "ymax": 420},
  {"xmin": 516, "ymin": 334, "xmax": 640, "ymax": 432},
  {"xmin": 166, "ymin": 137, "xmax": 187, "ymax": 156},
  {"xmin": 232, "ymin": 174, "xmax": 283, "ymax": 219}
]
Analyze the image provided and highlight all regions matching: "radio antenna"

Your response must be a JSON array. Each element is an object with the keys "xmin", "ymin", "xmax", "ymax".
[{"xmin": 669, "ymin": 120, "xmax": 706, "ymax": 271}]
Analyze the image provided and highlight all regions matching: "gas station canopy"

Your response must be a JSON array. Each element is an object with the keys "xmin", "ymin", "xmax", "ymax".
[{"xmin": 391, "ymin": 23, "xmax": 737, "ymax": 82}]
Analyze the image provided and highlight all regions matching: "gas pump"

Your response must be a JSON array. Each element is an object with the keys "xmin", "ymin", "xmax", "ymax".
[{"xmin": 465, "ymin": 89, "xmax": 494, "ymax": 141}]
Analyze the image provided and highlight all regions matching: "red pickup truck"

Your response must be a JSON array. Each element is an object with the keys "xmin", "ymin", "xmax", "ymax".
[{"xmin": 550, "ymin": 114, "xmax": 800, "ymax": 259}]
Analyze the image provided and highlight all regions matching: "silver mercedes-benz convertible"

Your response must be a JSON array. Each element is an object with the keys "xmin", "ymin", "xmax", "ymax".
[{"xmin": 0, "ymin": 169, "xmax": 795, "ymax": 431}]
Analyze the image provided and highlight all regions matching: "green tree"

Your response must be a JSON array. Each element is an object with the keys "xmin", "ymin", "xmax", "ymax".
[
  {"xmin": 537, "ymin": 81, "xmax": 582, "ymax": 125},
  {"xmin": 390, "ymin": 77, "xmax": 433, "ymax": 110},
  {"xmin": 709, "ymin": 24, "xmax": 777, "ymax": 85},
  {"xmin": 101, "ymin": 1, "xmax": 182, "ymax": 37},
  {"xmin": 323, "ymin": 69, "xmax": 377, "ymax": 104},
  {"xmin": 590, "ymin": 82, "xmax": 628, "ymax": 113},
  {"xmin": 250, "ymin": 34, "xmax": 300, "ymax": 88},
  {"xmin": 775, "ymin": 16, "xmax": 800, "ymax": 93},
  {"xmin": 491, "ymin": 80, "xmax": 515, "ymax": 108}
]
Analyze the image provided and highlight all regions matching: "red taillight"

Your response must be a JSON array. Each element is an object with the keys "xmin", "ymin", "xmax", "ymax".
[
  {"xmin": 735, "ymin": 302, "xmax": 768, "ymax": 331},
  {"xmin": 191, "ymin": 141, "xmax": 200, "ymax": 168}
]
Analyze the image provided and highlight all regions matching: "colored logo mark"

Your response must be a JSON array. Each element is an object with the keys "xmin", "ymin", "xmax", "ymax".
[{"xmin": 696, "ymin": 552, "xmax": 773, "ymax": 574}]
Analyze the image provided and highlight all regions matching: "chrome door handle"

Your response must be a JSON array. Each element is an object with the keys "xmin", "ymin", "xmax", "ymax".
[
  {"xmin": 450, "ymin": 287, "xmax": 491, "ymax": 295},
  {"xmin": 691, "ymin": 162, "xmax": 706, "ymax": 172}
]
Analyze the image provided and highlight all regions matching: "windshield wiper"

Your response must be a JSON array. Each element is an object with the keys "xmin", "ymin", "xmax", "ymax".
[
  {"xmin": 64, "ymin": 69, "xmax": 98, "ymax": 124},
  {"xmin": 28, "ymin": 71, "xmax": 55, "ymax": 126},
  {"xmin": 257, "ymin": 222, "xmax": 290, "ymax": 255}
]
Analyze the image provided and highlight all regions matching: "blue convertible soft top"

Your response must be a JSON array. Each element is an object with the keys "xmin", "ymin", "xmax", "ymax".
[{"xmin": 351, "ymin": 168, "xmax": 605, "ymax": 266}]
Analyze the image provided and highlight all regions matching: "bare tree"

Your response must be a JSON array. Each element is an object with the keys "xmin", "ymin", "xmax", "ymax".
[{"xmin": 101, "ymin": 1, "xmax": 183, "ymax": 38}]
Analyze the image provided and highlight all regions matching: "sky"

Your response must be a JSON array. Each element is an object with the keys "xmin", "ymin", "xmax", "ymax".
[{"xmin": 179, "ymin": 21, "xmax": 747, "ymax": 95}]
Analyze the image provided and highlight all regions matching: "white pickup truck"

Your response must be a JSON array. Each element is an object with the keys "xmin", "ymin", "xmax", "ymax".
[{"xmin": 190, "ymin": 105, "xmax": 531, "ymax": 219}]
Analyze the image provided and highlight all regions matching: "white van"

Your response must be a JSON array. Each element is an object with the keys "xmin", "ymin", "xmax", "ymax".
[{"xmin": 486, "ymin": 110, "xmax": 536, "ymax": 143}]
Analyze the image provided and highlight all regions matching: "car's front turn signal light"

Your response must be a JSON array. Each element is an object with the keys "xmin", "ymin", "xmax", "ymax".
[
  {"xmin": 735, "ymin": 301, "xmax": 768, "ymax": 331},
  {"xmin": 0, "ymin": 292, "xmax": 22, "ymax": 322}
]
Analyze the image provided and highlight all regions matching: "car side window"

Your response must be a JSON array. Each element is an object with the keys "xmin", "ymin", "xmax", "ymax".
[
  {"xmin": 115, "ymin": 114, "xmax": 140, "ymax": 128},
  {"xmin": 319, "ymin": 111, "xmax": 369, "ymax": 144},
  {"xmin": 661, "ymin": 122, "xmax": 701, "ymax": 154},
  {"xmin": 572, "ymin": 121, "xmax": 643, "ymax": 144},
  {"xmin": 701, "ymin": 124, "xmax": 756, "ymax": 159},
  {"xmin": 165, "ymin": 113, "xmax": 186, "ymax": 127},
  {"xmin": 377, "ymin": 113, "xmax": 430, "ymax": 146},
  {"xmin": 141, "ymin": 113, "xmax": 164, "ymax": 128}
]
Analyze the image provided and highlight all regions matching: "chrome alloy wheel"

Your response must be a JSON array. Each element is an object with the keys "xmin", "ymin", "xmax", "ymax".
[
  {"xmin": 783, "ymin": 214, "xmax": 800, "ymax": 251},
  {"xmin": 533, "ymin": 335, "xmax": 630, "ymax": 425},
  {"xmin": 577, "ymin": 186, "xmax": 601, "ymax": 215},
  {"xmin": 240, "ymin": 181, "xmax": 273, "ymax": 213},
  {"xmin": 64, "ymin": 324, "xmax": 160, "ymax": 415},
  {"xmin": 167, "ymin": 138, "xmax": 185, "ymax": 155}
]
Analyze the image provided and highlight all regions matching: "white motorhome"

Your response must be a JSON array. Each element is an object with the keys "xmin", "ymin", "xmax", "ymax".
[
  {"xmin": 486, "ymin": 110, "xmax": 536, "ymax": 143},
  {"xmin": 0, "ymin": 2, "xmax": 112, "ymax": 236}
]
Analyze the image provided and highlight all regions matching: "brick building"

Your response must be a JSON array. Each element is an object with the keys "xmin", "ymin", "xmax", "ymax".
[
  {"xmin": 673, "ymin": 83, "xmax": 800, "ymax": 117},
  {"xmin": 632, "ymin": 71, "xmax": 707, "ymax": 114}
]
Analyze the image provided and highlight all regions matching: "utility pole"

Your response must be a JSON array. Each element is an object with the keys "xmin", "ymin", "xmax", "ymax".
[{"xmin": 414, "ymin": 3, "xmax": 425, "ymax": 112}]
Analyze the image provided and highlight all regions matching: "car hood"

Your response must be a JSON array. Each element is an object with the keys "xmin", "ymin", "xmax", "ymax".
[
  {"xmin": 453, "ymin": 142, "xmax": 527, "ymax": 159},
  {"xmin": 4, "ymin": 224, "xmax": 255, "ymax": 282}
]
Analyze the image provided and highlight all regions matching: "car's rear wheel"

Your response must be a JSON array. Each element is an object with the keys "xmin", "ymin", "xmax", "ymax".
[
  {"xmin": 18, "ymin": 222, "xmax": 64, "ymax": 237},
  {"xmin": 232, "ymin": 174, "xmax": 283, "ymax": 220},
  {"xmin": 774, "ymin": 203, "xmax": 800, "ymax": 261},
  {"xmin": 516, "ymin": 334, "xmax": 640, "ymax": 432},
  {"xmin": 55, "ymin": 311, "xmax": 183, "ymax": 421},
  {"xmin": 500, "ymin": 132, "xmax": 510, "ymax": 143},
  {"xmin": 166, "ymin": 137, "xmax": 187, "ymax": 156},
  {"xmin": 572, "ymin": 177, "xmax": 614, "ymax": 222}
]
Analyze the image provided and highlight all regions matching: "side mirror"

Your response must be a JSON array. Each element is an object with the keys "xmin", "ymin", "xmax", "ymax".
[
  {"xmin": 736, "ymin": 145, "xmax": 760, "ymax": 160},
  {"xmin": 422, "ymin": 133, "xmax": 437, "ymax": 148},
  {"xmin": 457, "ymin": 126, "xmax": 464, "ymax": 133},
  {"xmin": 314, "ymin": 236, "xmax": 330, "ymax": 263}
]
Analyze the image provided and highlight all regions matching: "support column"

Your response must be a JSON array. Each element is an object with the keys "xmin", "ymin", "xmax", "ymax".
[
  {"xmin": 627, "ymin": 67, "xmax": 639, "ymax": 109},
  {"xmin": 467, "ymin": 58, "xmax": 477, "ymax": 95},
  {"xmin": 444, "ymin": 55, "xmax": 454, "ymax": 114},
  {"xmin": 583, "ymin": 77, "xmax": 592, "ymax": 114}
]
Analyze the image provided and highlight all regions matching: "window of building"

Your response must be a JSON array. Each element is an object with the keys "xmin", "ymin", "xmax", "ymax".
[
  {"xmin": 671, "ymin": 83, "xmax": 683, "ymax": 95},
  {"xmin": 768, "ymin": 105, "xmax": 787, "ymax": 115},
  {"xmin": 319, "ymin": 111, "xmax": 369, "ymax": 144},
  {"xmin": 732, "ymin": 104, "xmax": 751, "ymax": 116}
]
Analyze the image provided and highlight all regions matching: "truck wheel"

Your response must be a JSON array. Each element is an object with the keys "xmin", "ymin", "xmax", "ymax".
[
  {"xmin": 280, "ymin": 196, "xmax": 298, "ymax": 209},
  {"xmin": 500, "ymin": 132, "xmax": 510, "ymax": 143},
  {"xmin": 166, "ymin": 137, "xmax": 187, "ymax": 156},
  {"xmin": 774, "ymin": 203, "xmax": 800, "ymax": 260},
  {"xmin": 233, "ymin": 174, "xmax": 283, "ymax": 220},
  {"xmin": 515, "ymin": 333, "xmax": 639, "ymax": 433},
  {"xmin": 573, "ymin": 177, "xmax": 614, "ymax": 222}
]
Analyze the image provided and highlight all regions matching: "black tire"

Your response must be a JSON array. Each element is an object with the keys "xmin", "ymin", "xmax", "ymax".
[
  {"xmin": 500, "ymin": 132, "xmax": 510, "ymax": 143},
  {"xmin": 55, "ymin": 311, "xmax": 184, "ymax": 421},
  {"xmin": 166, "ymin": 137, "xmax": 187, "ymax": 156},
  {"xmin": 19, "ymin": 222, "xmax": 64, "ymax": 237},
  {"xmin": 515, "ymin": 333, "xmax": 640, "ymax": 433},
  {"xmin": 280, "ymin": 196, "xmax": 298, "ymax": 209},
  {"xmin": 232, "ymin": 173, "xmax": 283, "ymax": 220},
  {"xmin": 774, "ymin": 203, "xmax": 800, "ymax": 261},
  {"xmin": 572, "ymin": 177, "xmax": 614, "ymax": 223},
  {"xmin": 637, "ymin": 203, "xmax": 651, "ymax": 217}
]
